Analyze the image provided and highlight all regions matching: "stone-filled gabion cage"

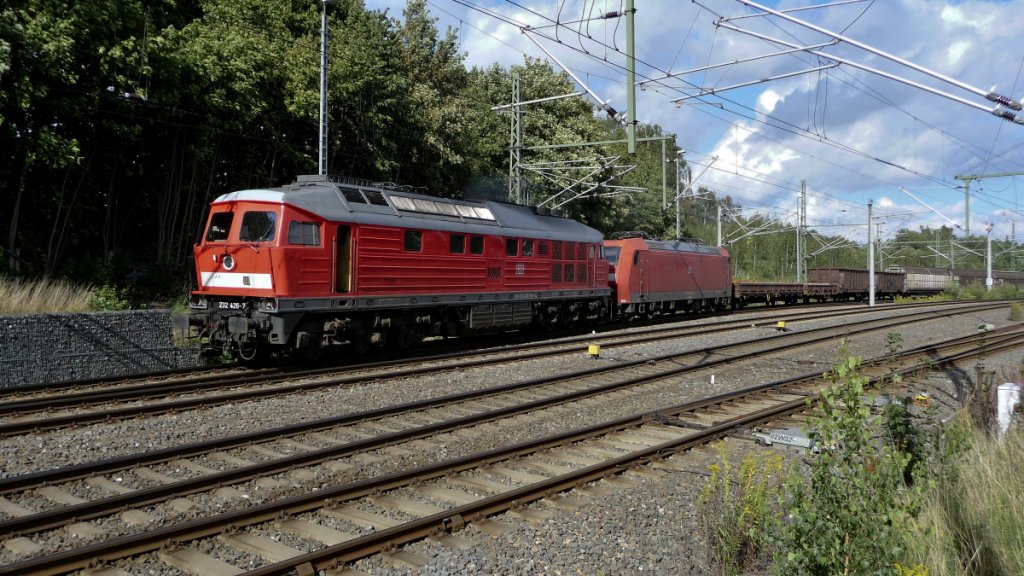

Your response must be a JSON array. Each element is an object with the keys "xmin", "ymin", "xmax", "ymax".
[{"xmin": 0, "ymin": 310, "xmax": 205, "ymax": 389}]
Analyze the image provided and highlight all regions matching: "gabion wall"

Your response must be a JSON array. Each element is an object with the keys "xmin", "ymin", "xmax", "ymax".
[{"xmin": 0, "ymin": 310, "xmax": 204, "ymax": 389}]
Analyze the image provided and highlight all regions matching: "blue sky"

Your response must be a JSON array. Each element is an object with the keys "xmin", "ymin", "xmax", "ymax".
[{"xmin": 366, "ymin": 0, "xmax": 1024, "ymax": 245}]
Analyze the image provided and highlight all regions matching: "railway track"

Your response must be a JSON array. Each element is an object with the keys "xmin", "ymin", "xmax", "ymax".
[
  {"xmin": 0, "ymin": 302, "xmax": 1016, "ymax": 563},
  {"xmin": 0, "ymin": 299, "xmax": 1004, "ymax": 437},
  {"xmin": 0, "ymin": 299, "xmax": 975, "ymax": 404},
  {"xmin": 1, "ymin": 320, "xmax": 1020, "ymax": 575}
]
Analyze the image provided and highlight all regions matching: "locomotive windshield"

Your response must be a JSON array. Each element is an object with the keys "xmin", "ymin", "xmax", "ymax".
[
  {"xmin": 239, "ymin": 211, "xmax": 277, "ymax": 242},
  {"xmin": 205, "ymin": 212, "xmax": 234, "ymax": 242},
  {"xmin": 604, "ymin": 246, "xmax": 621, "ymax": 265}
]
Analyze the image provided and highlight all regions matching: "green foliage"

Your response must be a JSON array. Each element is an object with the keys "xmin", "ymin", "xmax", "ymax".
[
  {"xmin": 772, "ymin": 343, "xmax": 917, "ymax": 576},
  {"xmin": 886, "ymin": 332, "xmax": 904, "ymax": 359},
  {"xmin": 90, "ymin": 284, "xmax": 130, "ymax": 311},
  {"xmin": 883, "ymin": 398, "xmax": 927, "ymax": 485},
  {"xmin": 1009, "ymin": 302, "xmax": 1022, "ymax": 321},
  {"xmin": 697, "ymin": 442, "xmax": 784, "ymax": 575},
  {"xmin": 905, "ymin": 424, "xmax": 1024, "ymax": 576}
]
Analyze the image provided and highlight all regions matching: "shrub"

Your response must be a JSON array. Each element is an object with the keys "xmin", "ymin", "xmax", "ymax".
[
  {"xmin": 90, "ymin": 284, "xmax": 131, "ymax": 311},
  {"xmin": 1009, "ymin": 302, "xmax": 1022, "ymax": 321},
  {"xmin": 772, "ymin": 344, "xmax": 917, "ymax": 576}
]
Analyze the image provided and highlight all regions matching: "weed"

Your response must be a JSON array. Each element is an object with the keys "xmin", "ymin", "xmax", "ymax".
[
  {"xmin": 697, "ymin": 443, "xmax": 783, "ymax": 575},
  {"xmin": 0, "ymin": 275, "xmax": 93, "ymax": 314}
]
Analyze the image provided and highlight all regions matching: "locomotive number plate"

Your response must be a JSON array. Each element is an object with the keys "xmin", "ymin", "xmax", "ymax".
[
  {"xmin": 218, "ymin": 302, "xmax": 243, "ymax": 310},
  {"xmin": 515, "ymin": 263, "xmax": 525, "ymax": 276}
]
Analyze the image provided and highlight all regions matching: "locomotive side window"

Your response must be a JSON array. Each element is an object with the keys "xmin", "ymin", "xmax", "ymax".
[
  {"xmin": 287, "ymin": 221, "xmax": 321, "ymax": 246},
  {"xmin": 469, "ymin": 236, "xmax": 484, "ymax": 255},
  {"xmin": 239, "ymin": 211, "xmax": 276, "ymax": 242},
  {"xmin": 522, "ymin": 239, "xmax": 534, "ymax": 257},
  {"xmin": 206, "ymin": 212, "xmax": 233, "ymax": 242},
  {"xmin": 404, "ymin": 230, "xmax": 422, "ymax": 252},
  {"xmin": 603, "ymin": 246, "xmax": 620, "ymax": 265},
  {"xmin": 506, "ymin": 238, "xmax": 518, "ymax": 256},
  {"xmin": 450, "ymin": 234, "xmax": 465, "ymax": 254}
]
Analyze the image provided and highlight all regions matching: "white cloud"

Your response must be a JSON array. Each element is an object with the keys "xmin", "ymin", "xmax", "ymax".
[
  {"xmin": 947, "ymin": 40, "xmax": 971, "ymax": 66},
  {"xmin": 940, "ymin": 5, "xmax": 996, "ymax": 31},
  {"xmin": 757, "ymin": 89, "xmax": 784, "ymax": 114}
]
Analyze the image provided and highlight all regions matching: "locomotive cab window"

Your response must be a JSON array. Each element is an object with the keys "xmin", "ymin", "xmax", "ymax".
[
  {"xmin": 450, "ymin": 234, "xmax": 465, "ymax": 254},
  {"xmin": 506, "ymin": 238, "xmax": 519, "ymax": 256},
  {"xmin": 206, "ymin": 212, "xmax": 234, "ymax": 242},
  {"xmin": 239, "ymin": 211, "xmax": 276, "ymax": 242},
  {"xmin": 469, "ymin": 236, "xmax": 484, "ymax": 255},
  {"xmin": 288, "ymin": 221, "xmax": 321, "ymax": 246},
  {"xmin": 603, "ymin": 246, "xmax": 620, "ymax": 265},
  {"xmin": 404, "ymin": 230, "xmax": 422, "ymax": 252},
  {"xmin": 522, "ymin": 239, "xmax": 534, "ymax": 257}
]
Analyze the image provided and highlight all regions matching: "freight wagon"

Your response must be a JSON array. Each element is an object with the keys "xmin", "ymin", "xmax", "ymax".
[{"xmin": 808, "ymin": 268, "xmax": 905, "ymax": 299}]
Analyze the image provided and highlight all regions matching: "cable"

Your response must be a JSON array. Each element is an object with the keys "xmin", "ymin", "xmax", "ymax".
[
  {"xmin": 487, "ymin": 1, "xmax": 964, "ymax": 189},
  {"xmin": 454, "ymin": 0, "xmax": 1018, "ymax": 233},
  {"xmin": 501, "ymin": 0, "xmax": 1024, "ymax": 179}
]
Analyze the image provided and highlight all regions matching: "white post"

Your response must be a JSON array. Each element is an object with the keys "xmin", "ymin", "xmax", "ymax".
[
  {"xmin": 987, "ymin": 229, "xmax": 993, "ymax": 291},
  {"xmin": 717, "ymin": 204, "xmax": 723, "ymax": 248},
  {"xmin": 675, "ymin": 153, "xmax": 682, "ymax": 241},
  {"xmin": 868, "ymin": 200, "xmax": 875, "ymax": 307}
]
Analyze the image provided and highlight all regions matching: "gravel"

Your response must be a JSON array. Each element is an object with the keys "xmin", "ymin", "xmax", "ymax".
[{"xmin": 1, "ymin": 302, "xmax": 1021, "ymax": 574}]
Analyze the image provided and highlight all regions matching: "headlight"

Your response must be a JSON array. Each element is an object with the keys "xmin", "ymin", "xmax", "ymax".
[
  {"xmin": 222, "ymin": 254, "xmax": 236, "ymax": 271},
  {"xmin": 261, "ymin": 299, "xmax": 278, "ymax": 312},
  {"xmin": 189, "ymin": 295, "xmax": 208, "ymax": 310}
]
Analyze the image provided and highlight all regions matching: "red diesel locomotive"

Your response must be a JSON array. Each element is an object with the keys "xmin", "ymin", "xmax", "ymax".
[{"xmin": 186, "ymin": 175, "xmax": 611, "ymax": 359}]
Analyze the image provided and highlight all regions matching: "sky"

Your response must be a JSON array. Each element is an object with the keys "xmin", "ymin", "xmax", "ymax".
[{"xmin": 366, "ymin": 0, "xmax": 1024, "ymax": 248}]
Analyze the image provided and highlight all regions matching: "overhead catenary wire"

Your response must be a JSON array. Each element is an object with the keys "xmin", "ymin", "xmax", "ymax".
[
  {"xmin": 448, "ymin": 0, "xmax": 1021, "ymax": 236},
  {"xmin": 476, "ymin": 0, "xmax": 983, "ymax": 191}
]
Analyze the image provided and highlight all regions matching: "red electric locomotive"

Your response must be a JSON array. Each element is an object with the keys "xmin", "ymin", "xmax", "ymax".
[
  {"xmin": 602, "ymin": 233, "xmax": 732, "ymax": 319},
  {"xmin": 186, "ymin": 175, "xmax": 610, "ymax": 360}
]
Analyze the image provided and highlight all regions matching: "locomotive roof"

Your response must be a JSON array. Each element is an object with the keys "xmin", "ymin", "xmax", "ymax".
[
  {"xmin": 644, "ymin": 239, "xmax": 722, "ymax": 255},
  {"xmin": 604, "ymin": 236, "xmax": 724, "ymax": 256},
  {"xmin": 212, "ymin": 178, "xmax": 603, "ymax": 243}
]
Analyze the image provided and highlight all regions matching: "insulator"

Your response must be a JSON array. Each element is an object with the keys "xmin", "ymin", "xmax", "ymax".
[
  {"xmin": 987, "ymin": 92, "xmax": 1024, "ymax": 111},
  {"xmin": 992, "ymin": 109, "xmax": 1017, "ymax": 122}
]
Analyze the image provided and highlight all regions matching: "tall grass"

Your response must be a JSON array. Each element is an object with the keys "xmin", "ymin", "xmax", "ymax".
[
  {"xmin": 0, "ymin": 275, "xmax": 93, "ymax": 314},
  {"xmin": 906, "ymin": 425, "xmax": 1024, "ymax": 575}
]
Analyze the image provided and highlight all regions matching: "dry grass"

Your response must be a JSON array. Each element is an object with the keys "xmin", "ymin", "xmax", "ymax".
[
  {"xmin": 0, "ymin": 275, "xmax": 94, "ymax": 314},
  {"xmin": 908, "ymin": 424, "xmax": 1024, "ymax": 575}
]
